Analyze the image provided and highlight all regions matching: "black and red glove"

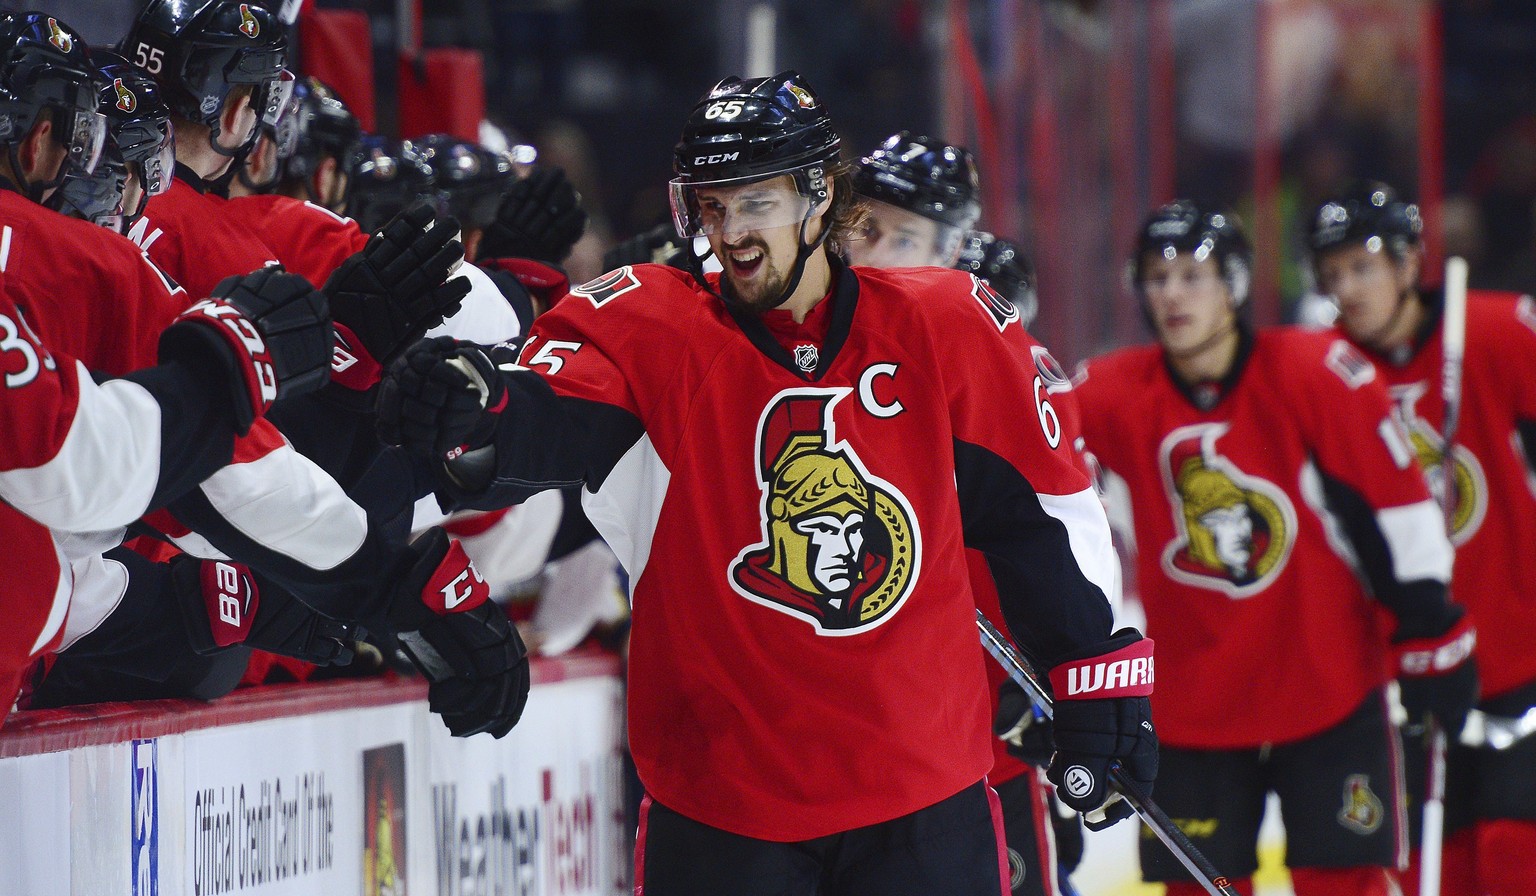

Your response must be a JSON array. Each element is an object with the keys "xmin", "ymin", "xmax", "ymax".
[
  {"xmin": 170, "ymin": 556, "xmax": 356, "ymax": 665},
  {"xmin": 158, "ymin": 267, "xmax": 333, "ymax": 433},
  {"xmin": 378, "ymin": 528, "xmax": 529, "ymax": 738},
  {"xmin": 325, "ymin": 205, "xmax": 471, "ymax": 390},
  {"xmin": 479, "ymin": 166, "xmax": 587, "ymax": 264},
  {"xmin": 994, "ymin": 679, "xmax": 1055, "ymax": 767},
  {"xmin": 1047, "ymin": 628, "xmax": 1158, "ymax": 831},
  {"xmin": 376, "ymin": 336, "xmax": 506, "ymax": 460},
  {"xmin": 1395, "ymin": 608, "xmax": 1478, "ymax": 737}
]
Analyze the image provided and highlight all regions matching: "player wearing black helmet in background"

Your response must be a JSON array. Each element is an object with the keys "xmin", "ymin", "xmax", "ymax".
[
  {"xmin": 1075, "ymin": 200, "xmax": 1474, "ymax": 896},
  {"xmin": 848, "ymin": 131, "xmax": 981, "ymax": 269},
  {"xmin": 375, "ymin": 70, "xmax": 1147, "ymax": 895},
  {"xmin": 846, "ymin": 134, "xmax": 1084, "ymax": 895},
  {"xmin": 1310, "ymin": 181, "xmax": 1536, "ymax": 896}
]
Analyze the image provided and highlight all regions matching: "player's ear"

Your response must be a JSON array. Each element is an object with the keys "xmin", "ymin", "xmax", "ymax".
[
  {"xmin": 17, "ymin": 113, "xmax": 54, "ymax": 180},
  {"xmin": 218, "ymin": 88, "xmax": 257, "ymax": 151}
]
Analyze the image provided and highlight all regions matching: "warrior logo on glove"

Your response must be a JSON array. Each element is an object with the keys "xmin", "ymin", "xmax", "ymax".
[
  {"xmin": 1160, "ymin": 423, "xmax": 1296, "ymax": 597},
  {"xmin": 730, "ymin": 390, "xmax": 919, "ymax": 634}
]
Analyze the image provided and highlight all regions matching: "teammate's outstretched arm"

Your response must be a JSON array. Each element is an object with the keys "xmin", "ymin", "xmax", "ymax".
[{"xmin": 0, "ymin": 268, "xmax": 332, "ymax": 533}]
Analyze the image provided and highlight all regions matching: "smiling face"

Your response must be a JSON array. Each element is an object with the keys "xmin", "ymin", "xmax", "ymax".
[
  {"xmin": 695, "ymin": 174, "xmax": 826, "ymax": 312},
  {"xmin": 845, "ymin": 200, "xmax": 952, "ymax": 268}
]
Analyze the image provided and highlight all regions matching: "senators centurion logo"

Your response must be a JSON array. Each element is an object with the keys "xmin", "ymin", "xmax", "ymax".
[
  {"xmin": 238, "ymin": 4, "xmax": 261, "ymax": 38},
  {"xmin": 729, "ymin": 389, "xmax": 920, "ymax": 635},
  {"xmin": 1389, "ymin": 381, "xmax": 1487, "ymax": 546},
  {"xmin": 45, "ymin": 17, "xmax": 72, "ymax": 52},
  {"xmin": 113, "ymin": 78, "xmax": 137, "ymax": 113},
  {"xmin": 1160, "ymin": 423, "xmax": 1297, "ymax": 597}
]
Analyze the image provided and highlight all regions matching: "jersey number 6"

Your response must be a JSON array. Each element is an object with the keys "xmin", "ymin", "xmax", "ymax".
[{"xmin": 1033, "ymin": 376, "xmax": 1061, "ymax": 449}]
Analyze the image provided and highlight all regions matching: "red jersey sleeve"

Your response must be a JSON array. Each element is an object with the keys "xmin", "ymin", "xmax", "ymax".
[{"xmin": 915, "ymin": 267, "xmax": 1119, "ymax": 661}]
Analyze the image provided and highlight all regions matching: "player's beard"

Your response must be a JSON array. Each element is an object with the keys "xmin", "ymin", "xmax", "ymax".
[{"xmin": 720, "ymin": 238, "xmax": 792, "ymax": 314}]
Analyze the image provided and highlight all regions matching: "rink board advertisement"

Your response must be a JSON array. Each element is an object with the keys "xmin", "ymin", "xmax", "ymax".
[
  {"xmin": 0, "ymin": 657, "xmax": 627, "ymax": 896},
  {"xmin": 424, "ymin": 676, "xmax": 628, "ymax": 896}
]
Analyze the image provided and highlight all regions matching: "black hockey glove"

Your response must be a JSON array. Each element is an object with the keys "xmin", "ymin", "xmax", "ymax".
[
  {"xmin": 377, "ymin": 336, "xmax": 505, "ymax": 460},
  {"xmin": 994, "ymin": 679, "xmax": 1055, "ymax": 767},
  {"xmin": 1395, "ymin": 608, "xmax": 1479, "ymax": 738},
  {"xmin": 158, "ymin": 267, "xmax": 333, "ymax": 434},
  {"xmin": 1047, "ymin": 628, "xmax": 1158, "ymax": 831},
  {"xmin": 602, "ymin": 222, "xmax": 685, "ymax": 272},
  {"xmin": 376, "ymin": 528, "xmax": 529, "ymax": 738},
  {"xmin": 324, "ymin": 204, "xmax": 471, "ymax": 389},
  {"xmin": 170, "ymin": 556, "xmax": 356, "ymax": 665},
  {"xmin": 479, "ymin": 166, "xmax": 587, "ymax": 264}
]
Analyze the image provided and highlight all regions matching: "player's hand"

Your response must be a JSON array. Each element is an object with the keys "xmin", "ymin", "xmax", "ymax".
[
  {"xmin": 479, "ymin": 166, "xmax": 587, "ymax": 264},
  {"xmin": 1395, "ymin": 609, "xmax": 1478, "ymax": 738},
  {"xmin": 1046, "ymin": 628, "xmax": 1158, "ymax": 831},
  {"xmin": 170, "ymin": 556, "xmax": 356, "ymax": 665},
  {"xmin": 376, "ymin": 528, "xmax": 530, "ymax": 738},
  {"xmin": 602, "ymin": 222, "xmax": 684, "ymax": 272},
  {"xmin": 325, "ymin": 205, "xmax": 472, "ymax": 389},
  {"xmin": 994, "ymin": 679, "xmax": 1055, "ymax": 766},
  {"xmin": 159, "ymin": 266, "xmax": 333, "ymax": 433},
  {"xmin": 376, "ymin": 336, "xmax": 505, "ymax": 459}
]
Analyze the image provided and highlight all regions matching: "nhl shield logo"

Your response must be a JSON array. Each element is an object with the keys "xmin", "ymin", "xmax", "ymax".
[
  {"xmin": 729, "ymin": 388, "xmax": 920, "ymax": 635},
  {"xmin": 1159, "ymin": 423, "xmax": 1297, "ymax": 598},
  {"xmin": 46, "ymin": 18, "xmax": 72, "ymax": 52},
  {"xmin": 238, "ymin": 4, "xmax": 261, "ymax": 38}
]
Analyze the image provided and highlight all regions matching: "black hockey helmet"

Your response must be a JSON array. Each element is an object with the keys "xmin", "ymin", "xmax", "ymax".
[
  {"xmin": 1132, "ymin": 200, "xmax": 1252, "ymax": 306},
  {"xmin": 853, "ymin": 132, "xmax": 981, "ymax": 230},
  {"xmin": 957, "ymin": 231, "xmax": 1038, "ymax": 327},
  {"xmin": 415, "ymin": 133, "xmax": 514, "ymax": 230},
  {"xmin": 1308, "ymin": 180, "xmax": 1422, "ymax": 262},
  {"xmin": 669, "ymin": 71, "xmax": 843, "ymax": 309},
  {"xmin": 121, "ymin": 0, "xmax": 289, "ymax": 158},
  {"xmin": 54, "ymin": 51, "xmax": 174, "ymax": 229},
  {"xmin": 0, "ymin": 13, "xmax": 107, "ymax": 203},
  {"xmin": 672, "ymin": 70, "xmax": 840, "ymax": 188},
  {"xmin": 345, "ymin": 134, "xmax": 436, "ymax": 232},
  {"xmin": 276, "ymin": 75, "xmax": 360, "ymax": 185}
]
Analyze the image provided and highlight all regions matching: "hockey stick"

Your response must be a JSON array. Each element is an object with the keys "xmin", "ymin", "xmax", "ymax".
[
  {"xmin": 976, "ymin": 610, "xmax": 1240, "ymax": 896},
  {"xmin": 1420, "ymin": 255, "xmax": 1469, "ymax": 896}
]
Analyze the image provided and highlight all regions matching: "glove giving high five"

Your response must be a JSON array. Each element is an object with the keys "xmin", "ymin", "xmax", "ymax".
[
  {"xmin": 479, "ymin": 166, "xmax": 588, "ymax": 264},
  {"xmin": 158, "ymin": 266, "xmax": 333, "ymax": 434},
  {"xmin": 376, "ymin": 336, "xmax": 506, "ymax": 460},
  {"xmin": 325, "ymin": 205, "xmax": 472, "ymax": 389}
]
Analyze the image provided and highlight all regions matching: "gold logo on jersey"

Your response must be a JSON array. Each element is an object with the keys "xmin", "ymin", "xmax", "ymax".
[
  {"xmin": 45, "ymin": 18, "xmax": 72, "ymax": 52},
  {"xmin": 238, "ymin": 4, "xmax": 261, "ymax": 38},
  {"xmin": 730, "ymin": 389, "xmax": 919, "ymax": 634},
  {"xmin": 112, "ymin": 78, "xmax": 136, "ymax": 113},
  {"xmin": 1390, "ymin": 382, "xmax": 1486, "ymax": 545},
  {"xmin": 1160, "ymin": 423, "xmax": 1297, "ymax": 597},
  {"xmin": 1337, "ymin": 774, "xmax": 1384, "ymax": 835}
]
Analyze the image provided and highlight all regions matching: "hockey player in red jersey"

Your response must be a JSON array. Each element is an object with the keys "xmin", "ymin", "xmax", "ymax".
[
  {"xmin": 847, "ymin": 131, "xmax": 1081, "ymax": 896},
  {"xmin": 1076, "ymin": 201, "xmax": 1477, "ymax": 896},
  {"xmin": 377, "ymin": 71, "xmax": 1149, "ymax": 895},
  {"xmin": 1311, "ymin": 181, "xmax": 1536, "ymax": 896},
  {"xmin": 0, "ymin": 10, "xmax": 527, "ymax": 738}
]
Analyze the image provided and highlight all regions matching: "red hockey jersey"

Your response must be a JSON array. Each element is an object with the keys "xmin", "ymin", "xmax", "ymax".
[
  {"xmin": 221, "ymin": 194, "xmax": 367, "ymax": 288},
  {"xmin": 1076, "ymin": 327, "xmax": 1449, "ymax": 748},
  {"xmin": 133, "ymin": 174, "xmax": 278, "ymax": 299},
  {"xmin": 1339, "ymin": 291, "xmax": 1536, "ymax": 699},
  {"xmin": 459, "ymin": 260, "xmax": 1120, "ymax": 840}
]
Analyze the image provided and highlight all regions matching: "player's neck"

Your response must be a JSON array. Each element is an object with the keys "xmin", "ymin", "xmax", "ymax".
[
  {"xmin": 779, "ymin": 250, "xmax": 835, "ymax": 323},
  {"xmin": 175, "ymin": 138, "xmax": 234, "ymax": 184},
  {"xmin": 1166, "ymin": 319, "xmax": 1241, "ymax": 385}
]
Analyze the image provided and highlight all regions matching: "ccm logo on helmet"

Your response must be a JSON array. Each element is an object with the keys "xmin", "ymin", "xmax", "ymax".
[{"xmin": 694, "ymin": 152, "xmax": 739, "ymax": 166}]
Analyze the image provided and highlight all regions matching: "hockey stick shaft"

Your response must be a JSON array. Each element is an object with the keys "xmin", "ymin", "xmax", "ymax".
[
  {"xmin": 1418, "ymin": 256, "xmax": 1467, "ymax": 896},
  {"xmin": 976, "ymin": 611, "xmax": 1239, "ymax": 896}
]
